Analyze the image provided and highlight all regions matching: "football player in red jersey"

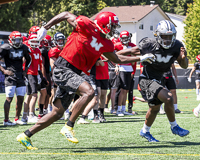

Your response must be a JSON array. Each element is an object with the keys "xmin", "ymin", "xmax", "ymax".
[
  {"xmin": 114, "ymin": 30, "xmax": 137, "ymax": 116},
  {"xmin": 21, "ymin": 34, "xmax": 43, "ymax": 124},
  {"xmin": 0, "ymin": 31, "xmax": 31, "ymax": 126},
  {"xmin": 17, "ymin": 11, "xmax": 155, "ymax": 150}
]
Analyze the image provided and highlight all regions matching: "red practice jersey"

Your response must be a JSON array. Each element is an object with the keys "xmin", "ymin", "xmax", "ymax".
[
  {"xmin": 48, "ymin": 47, "xmax": 62, "ymax": 59},
  {"xmin": 27, "ymin": 47, "xmax": 42, "ymax": 75},
  {"xmin": 114, "ymin": 42, "xmax": 136, "ymax": 66},
  {"xmin": 60, "ymin": 15, "xmax": 114, "ymax": 75},
  {"xmin": 96, "ymin": 56, "xmax": 109, "ymax": 80}
]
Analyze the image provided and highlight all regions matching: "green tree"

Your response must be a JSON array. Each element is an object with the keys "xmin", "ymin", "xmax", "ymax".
[{"xmin": 183, "ymin": 0, "xmax": 200, "ymax": 61}]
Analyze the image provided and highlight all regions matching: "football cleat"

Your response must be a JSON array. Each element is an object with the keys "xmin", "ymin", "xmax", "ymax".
[
  {"xmin": 175, "ymin": 109, "xmax": 183, "ymax": 113},
  {"xmin": 193, "ymin": 108, "xmax": 199, "ymax": 118},
  {"xmin": 171, "ymin": 125, "xmax": 189, "ymax": 137},
  {"xmin": 14, "ymin": 119, "xmax": 27, "ymax": 125},
  {"xmin": 139, "ymin": 129, "xmax": 159, "ymax": 142},
  {"xmin": 16, "ymin": 133, "xmax": 38, "ymax": 150},
  {"xmin": 92, "ymin": 116, "xmax": 101, "ymax": 123},
  {"xmin": 60, "ymin": 124, "xmax": 78, "ymax": 143},
  {"xmin": 3, "ymin": 120, "xmax": 16, "ymax": 126},
  {"xmin": 99, "ymin": 114, "xmax": 106, "ymax": 123},
  {"xmin": 116, "ymin": 111, "xmax": 124, "ymax": 117},
  {"xmin": 77, "ymin": 118, "xmax": 90, "ymax": 124}
]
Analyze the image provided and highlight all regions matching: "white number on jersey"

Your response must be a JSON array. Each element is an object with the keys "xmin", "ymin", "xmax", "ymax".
[
  {"xmin": 90, "ymin": 36, "xmax": 103, "ymax": 51},
  {"xmin": 155, "ymin": 54, "xmax": 173, "ymax": 63}
]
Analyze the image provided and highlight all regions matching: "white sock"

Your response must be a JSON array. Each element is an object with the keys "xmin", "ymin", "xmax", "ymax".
[
  {"xmin": 169, "ymin": 120, "xmax": 177, "ymax": 129},
  {"xmin": 174, "ymin": 104, "xmax": 178, "ymax": 110},
  {"xmin": 48, "ymin": 104, "xmax": 52, "ymax": 112},
  {"xmin": 122, "ymin": 105, "xmax": 126, "ymax": 112},
  {"xmin": 29, "ymin": 112, "xmax": 34, "ymax": 117},
  {"xmin": 160, "ymin": 104, "xmax": 163, "ymax": 110},
  {"xmin": 196, "ymin": 103, "xmax": 200, "ymax": 111},
  {"xmin": 196, "ymin": 89, "xmax": 199, "ymax": 95},
  {"xmin": 117, "ymin": 106, "xmax": 122, "ymax": 112},
  {"xmin": 142, "ymin": 123, "xmax": 151, "ymax": 133}
]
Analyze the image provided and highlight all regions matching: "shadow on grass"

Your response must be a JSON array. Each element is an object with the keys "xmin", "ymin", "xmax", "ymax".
[
  {"xmin": 40, "ymin": 144, "xmax": 188, "ymax": 151},
  {"xmin": 168, "ymin": 141, "xmax": 200, "ymax": 145}
]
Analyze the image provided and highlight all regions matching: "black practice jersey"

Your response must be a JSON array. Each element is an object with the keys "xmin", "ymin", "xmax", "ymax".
[
  {"xmin": 0, "ymin": 43, "xmax": 31, "ymax": 73},
  {"xmin": 194, "ymin": 62, "xmax": 200, "ymax": 74},
  {"xmin": 40, "ymin": 46, "xmax": 50, "ymax": 74},
  {"xmin": 139, "ymin": 38, "xmax": 183, "ymax": 80}
]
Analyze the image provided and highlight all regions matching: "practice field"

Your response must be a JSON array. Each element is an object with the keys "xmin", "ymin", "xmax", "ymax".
[{"xmin": 0, "ymin": 89, "xmax": 199, "ymax": 160}]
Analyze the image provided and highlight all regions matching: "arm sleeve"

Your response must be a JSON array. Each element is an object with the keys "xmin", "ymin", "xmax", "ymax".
[{"xmin": 24, "ymin": 46, "xmax": 32, "ymax": 68}]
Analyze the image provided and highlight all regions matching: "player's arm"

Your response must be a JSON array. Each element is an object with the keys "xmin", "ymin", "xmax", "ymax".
[
  {"xmin": 177, "ymin": 47, "xmax": 188, "ymax": 69},
  {"xmin": 116, "ymin": 46, "xmax": 141, "ymax": 56},
  {"xmin": 50, "ymin": 57, "xmax": 57, "ymax": 74},
  {"xmin": 103, "ymin": 50, "xmax": 154, "ymax": 64},
  {"xmin": 171, "ymin": 63, "xmax": 179, "ymax": 84}
]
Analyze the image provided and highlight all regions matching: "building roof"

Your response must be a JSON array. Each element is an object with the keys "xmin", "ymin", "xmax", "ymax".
[
  {"xmin": 166, "ymin": 12, "xmax": 186, "ymax": 21},
  {"xmin": 90, "ymin": 5, "xmax": 172, "ymax": 23}
]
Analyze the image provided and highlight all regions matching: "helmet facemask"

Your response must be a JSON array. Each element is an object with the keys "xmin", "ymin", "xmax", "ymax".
[
  {"xmin": 11, "ymin": 37, "xmax": 23, "ymax": 48},
  {"xmin": 155, "ymin": 20, "xmax": 176, "ymax": 49}
]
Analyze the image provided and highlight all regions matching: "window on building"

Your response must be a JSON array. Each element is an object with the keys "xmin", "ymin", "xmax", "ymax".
[
  {"xmin": 139, "ymin": 24, "xmax": 143, "ymax": 30},
  {"xmin": 150, "ymin": 25, "xmax": 153, "ymax": 31}
]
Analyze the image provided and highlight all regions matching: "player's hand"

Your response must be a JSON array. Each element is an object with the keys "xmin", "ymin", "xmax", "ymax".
[
  {"xmin": 37, "ymin": 26, "xmax": 47, "ymax": 41},
  {"xmin": 180, "ymin": 47, "xmax": 187, "ymax": 59},
  {"xmin": 140, "ymin": 53, "xmax": 155, "ymax": 64},
  {"xmin": 3, "ymin": 70, "xmax": 14, "ymax": 76},
  {"xmin": 187, "ymin": 77, "xmax": 191, "ymax": 83}
]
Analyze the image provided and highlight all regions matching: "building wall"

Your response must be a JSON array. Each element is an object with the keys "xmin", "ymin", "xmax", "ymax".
[{"xmin": 118, "ymin": 8, "xmax": 168, "ymax": 45}]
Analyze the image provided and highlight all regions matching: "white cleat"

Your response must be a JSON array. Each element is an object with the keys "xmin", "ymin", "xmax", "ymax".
[
  {"xmin": 193, "ymin": 108, "xmax": 199, "ymax": 118},
  {"xmin": 77, "ymin": 118, "xmax": 90, "ymax": 124},
  {"xmin": 14, "ymin": 119, "xmax": 27, "ymax": 125}
]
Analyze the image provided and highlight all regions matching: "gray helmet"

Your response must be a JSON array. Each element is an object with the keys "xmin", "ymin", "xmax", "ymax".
[{"xmin": 155, "ymin": 20, "xmax": 176, "ymax": 49}]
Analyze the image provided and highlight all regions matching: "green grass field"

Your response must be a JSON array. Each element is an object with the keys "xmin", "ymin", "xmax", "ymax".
[{"xmin": 0, "ymin": 89, "xmax": 199, "ymax": 160}]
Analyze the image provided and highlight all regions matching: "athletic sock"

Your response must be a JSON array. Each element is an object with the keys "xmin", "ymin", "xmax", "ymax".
[
  {"xmin": 39, "ymin": 104, "xmax": 44, "ymax": 114},
  {"xmin": 67, "ymin": 120, "xmax": 75, "ymax": 128},
  {"xmin": 169, "ymin": 120, "xmax": 177, "ymax": 129},
  {"xmin": 142, "ymin": 123, "xmax": 151, "ymax": 133},
  {"xmin": 24, "ymin": 129, "xmax": 33, "ymax": 138},
  {"xmin": 93, "ymin": 109, "xmax": 98, "ymax": 117},
  {"xmin": 105, "ymin": 104, "xmax": 108, "ymax": 108},
  {"xmin": 196, "ymin": 89, "xmax": 199, "ymax": 95},
  {"xmin": 22, "ymin": 112, "xmax": 28, "ymax": 119},
  {"xmin": 69, "ymin": 111, "xmax": 72, "ymax": 116},
  {"xmin": 81, "ymin": 115, "xmax": 87, "ymax": 119},
  {"xmin": 117, "ymin": 106, "xmax": 122, "ymax": 112},
  {"xmin": 174, "ymin": 104, "xmax": 178, "ymax": 110},
  {"xmin": 99, "ymin": 108, "xmax": 104, "ymax": 115},
  {"xmin": 122, "ymin": 105, "xmax": 126, "ymax": 112}
]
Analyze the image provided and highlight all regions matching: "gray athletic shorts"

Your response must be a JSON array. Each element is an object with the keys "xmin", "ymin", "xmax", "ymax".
[{"xmin": 52, "ymin": 65, "xmax": 85, "ymax": 110}]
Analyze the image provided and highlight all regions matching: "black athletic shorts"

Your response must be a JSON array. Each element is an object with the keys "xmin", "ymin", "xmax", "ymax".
[
  {"xmin": 108, "ymin": 70, "xmax": 119, "ymax": 89},
  {"xmin": 119, "ymin": 71, "xmax": 131, "ymax": 90},
  {"xmin": 195, "ymin": 73, "xmax": 200, "ymax": 81},
  {"xmin": 139, "ymin": 76, "xmax": 163, "ymax": 106},
  {"xmin": 96, "ymin": 79, "xmax": 108, "ymax": 90},
  {"xmin": 162, "ymin": 76, "xmax": 176, "ymax": 90},
  {"xmin": 53, "ymin": 63, "xmax": 85, "ymax": 110},
  {"xmin": 4, "ymin": 72, "xmax": 25, "ymax": 87},
  {"xmin": 26, "ymin": 74, "xmax": 38, "ymax": 95}
]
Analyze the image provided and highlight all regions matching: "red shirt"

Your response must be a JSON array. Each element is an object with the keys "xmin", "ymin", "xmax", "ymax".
[
  {"xmin": 59, "ymin": 15, "xmax": 114, "ymax": 75},
  {"xmin": 48, "ymin": 47, "xmax": 62, "ymax": 59},
  {"xmin": 96, "ymin": 56, "xmax": 109, "ymax": 80},
  {"xmin": 114, "ymin": 42, "xmax": 136, "ymax": 66},
  {"xmin": 27, "ymin": 47, "xmax": 42, "ymax": 75}
]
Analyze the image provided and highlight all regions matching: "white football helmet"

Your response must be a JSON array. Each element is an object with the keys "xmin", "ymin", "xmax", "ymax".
[{"xmin": 155, "ymin": 20, "xmax": 176, "ymax": 49}]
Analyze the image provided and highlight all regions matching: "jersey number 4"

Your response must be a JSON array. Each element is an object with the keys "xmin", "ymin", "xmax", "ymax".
[{"xmin": 90, "ymin": 36, "xmax": 103, "ymax": 51}]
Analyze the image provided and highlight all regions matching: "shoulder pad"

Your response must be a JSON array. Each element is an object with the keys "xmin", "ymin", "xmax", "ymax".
[{"xmin": 0, "ymin": 43, "xmax": 12, "ymax": 50}]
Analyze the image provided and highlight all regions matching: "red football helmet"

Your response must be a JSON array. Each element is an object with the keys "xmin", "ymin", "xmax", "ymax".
[
  {"xmin": 196, "ymin": 55, "xmax": 200, "ymax": 62},
  {"xmin": 29, "ymin": 26, "xmax": 40, "ymax": 34},
  {"xmin": 94, "ymin": 12, "xmax": 121, "ymax": 39},
  {"xmin": 40, "ymin": 35, "xmax": 52, "ymax": 48},
  {"xmin": 22, "ymin": 36, "xmax": 28, "ymax": 42},
  {"xmin": 120, "ymin": 30, "xmax": 131, "ymax": 44},
  {"xmin": 9, "ymin": 31, "xmax": 23, "ymax": 48},
  {"xmin": 28, "ymin": 34, "xmax": 40, "ymax": 48}
]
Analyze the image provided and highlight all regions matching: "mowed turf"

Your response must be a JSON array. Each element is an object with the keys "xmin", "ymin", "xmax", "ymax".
[{"xmin": 0, "ymin": 89, "xmax": 199, "ymax": 160}]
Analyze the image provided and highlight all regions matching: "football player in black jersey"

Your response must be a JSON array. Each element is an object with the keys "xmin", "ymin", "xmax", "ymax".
[
  {"xmin": 137, "ymin": 20, "xmax": 189, "ymax": 142},
  {"xmin": 0, "ymin": 31, "xmax": 31, "ymax": 126}
]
